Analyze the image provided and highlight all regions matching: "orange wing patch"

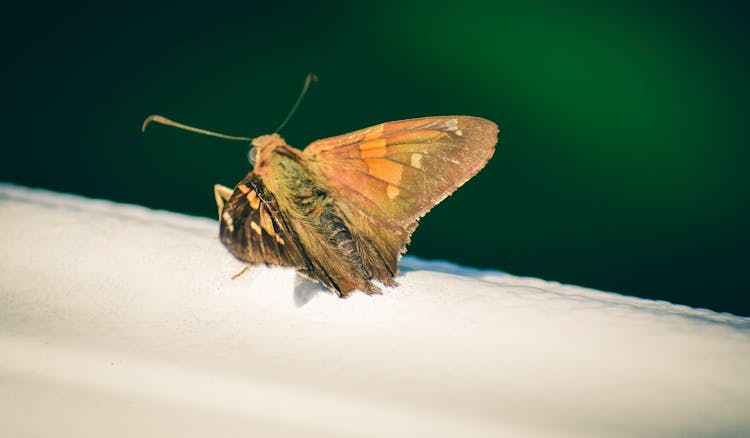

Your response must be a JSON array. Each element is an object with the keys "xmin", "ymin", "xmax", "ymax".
[
  {"xmin": 359, "ymin": 138, "xmax": 387, "ymax": 158},
  {"xmin": 363, "ymin": 158, "xmax": 404, "ymax": 186},
  {"xmin": 259, "ymin": 207, "xmax": 275, "ymax": 236},
  {"xmin": 247, "ymin": 191, "xmax": 260, "ymax": 210}
]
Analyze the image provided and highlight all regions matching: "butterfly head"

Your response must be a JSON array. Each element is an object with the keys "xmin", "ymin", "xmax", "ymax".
[{"xmin": 249, "ymin": 133, "xmax": 288, "ymax": 175}]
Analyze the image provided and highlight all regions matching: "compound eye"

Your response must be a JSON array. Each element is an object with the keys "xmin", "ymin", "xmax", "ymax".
[{"xmin": 248, "ymin": 147, "xmax": 258, "ymax": 165}]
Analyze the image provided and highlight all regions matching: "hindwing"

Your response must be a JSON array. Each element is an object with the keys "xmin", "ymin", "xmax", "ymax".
[{"xmin": 219, "ymin": 173, "xmax": 310, "ymax": 270}]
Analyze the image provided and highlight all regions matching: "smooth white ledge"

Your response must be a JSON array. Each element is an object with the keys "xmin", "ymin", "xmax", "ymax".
[{"xmin": 1, "ymin": 184, "xmax": 749, "ymax": 437}]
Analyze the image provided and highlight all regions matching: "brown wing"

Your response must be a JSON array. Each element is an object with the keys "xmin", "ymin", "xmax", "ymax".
[
  {"xmin": 219, "ymin": 173, "xmax": 311, "ymax": 270},
  {"xmin": 304, "ymin": 116, "xmax": 498, "ymax": 276}
]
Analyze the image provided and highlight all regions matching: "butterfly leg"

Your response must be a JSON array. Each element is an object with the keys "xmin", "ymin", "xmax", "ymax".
[
  {"xmin": 231, "ymin": 264, "xmax": 250, "ymax": 279},
  {"xmin": 213, "ymin": 184, "xmax": 233, "ymax": 220}
]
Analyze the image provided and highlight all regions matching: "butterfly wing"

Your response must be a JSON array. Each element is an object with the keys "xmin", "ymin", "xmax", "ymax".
[
  {"xmin": 219, "ymin": 173, "xmax": 311, "ymax": 270},
  {"xmin": 304, "ymin": 116, "xmax": 498, "ymax": 276}
]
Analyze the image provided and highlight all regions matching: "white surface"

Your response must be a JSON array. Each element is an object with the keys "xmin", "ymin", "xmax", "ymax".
[{"xmin": 1, "ymin": 183, "xmax": 749, "ymax": 437}]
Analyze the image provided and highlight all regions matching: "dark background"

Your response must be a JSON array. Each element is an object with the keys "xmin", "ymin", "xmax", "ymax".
[{"xmin": 3, "ymin": 1, "xmax": 749, "ymax": 315}]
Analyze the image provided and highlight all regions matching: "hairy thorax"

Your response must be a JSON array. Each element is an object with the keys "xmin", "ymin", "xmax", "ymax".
[{"xmin": 260, "ymin": 141, "xmax": 360, "ymax": 264}]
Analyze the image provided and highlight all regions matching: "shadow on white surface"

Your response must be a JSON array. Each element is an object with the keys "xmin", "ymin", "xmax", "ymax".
[
  {"xmin": 294, "ymin": 275, "xmax": 326, "ymax": 306},
  {"xmin": 1, "ymin": 183, "xmax": 749, "ymax": 437}
]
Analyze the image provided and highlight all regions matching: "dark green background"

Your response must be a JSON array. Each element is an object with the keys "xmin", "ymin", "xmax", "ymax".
[{"xmin": 3, "ymin": 2, "xmax": 749, "ymax": 314}]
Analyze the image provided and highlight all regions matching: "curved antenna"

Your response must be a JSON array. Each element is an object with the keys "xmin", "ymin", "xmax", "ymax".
[
  {"xmin": 141, "ymin": 115, "xmax": 252, "ymax": 142},
  {"xmin": 274, "ymin": 72, "xmax": 318, "ymax": 133}
]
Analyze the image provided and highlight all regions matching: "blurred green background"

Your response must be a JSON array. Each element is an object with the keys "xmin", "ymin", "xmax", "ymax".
[{"xmin": 3, "ymin": 1, "xmax": 749, "ymax": 314}]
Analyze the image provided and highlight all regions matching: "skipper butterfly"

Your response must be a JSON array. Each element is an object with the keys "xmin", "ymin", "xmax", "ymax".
[{"xmin": 143, "ymin": 75, "xmax": 498, "ymax": 296}]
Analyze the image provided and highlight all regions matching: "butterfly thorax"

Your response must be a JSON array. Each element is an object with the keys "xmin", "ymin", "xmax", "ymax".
[{"xmin": 252, "ymin": 138, "xmax": 375, "ymax": 293}]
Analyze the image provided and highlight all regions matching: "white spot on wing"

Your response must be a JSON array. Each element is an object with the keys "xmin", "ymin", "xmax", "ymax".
[
  {"xmin": 411, "ymin": 153, "xmax": 423, "ymax": 169},
  {"xmin": 387, "ymin": 184, "xmax": 400, "ymax": 199},
  {"xmin": 222, "ymin": 211, "xmax": 234, "ymax": 232}
]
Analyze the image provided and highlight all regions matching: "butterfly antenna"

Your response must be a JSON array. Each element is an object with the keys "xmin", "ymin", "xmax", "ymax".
[
  {"xmin": 274, "ymin": 72, "xmax": 318, "ymax": 134},
  {"xmin": 141, "ymin": 115, "xmax": 252, "ymax": 142}
]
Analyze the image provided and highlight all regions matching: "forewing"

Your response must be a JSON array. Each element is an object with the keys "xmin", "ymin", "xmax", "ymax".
[
  {"xmin": 304, "ymin": 116, "xmax": 498, "ymax": 275},
  {"xmin": 219, "ymin": 173, "xmax": 310, "ymax": 269},
  {"xmin": 305, "ymin": 116, "xmax": 497, "ymax": 227}
]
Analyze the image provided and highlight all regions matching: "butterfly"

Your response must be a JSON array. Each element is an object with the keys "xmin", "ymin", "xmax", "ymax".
[{"xmin": 143, "ymin": 79, "xmax": 498, "ymax": 297}]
